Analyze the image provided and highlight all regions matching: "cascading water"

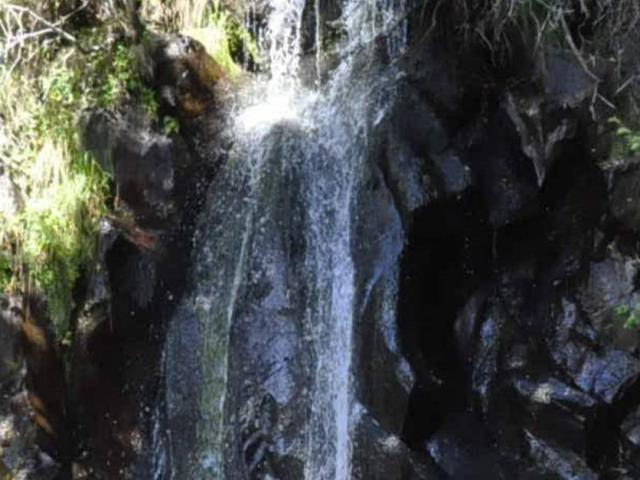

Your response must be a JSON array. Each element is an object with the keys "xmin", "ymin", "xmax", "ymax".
[{"xmin": 155, "ymin": 0, "xmax": 408, "ymax": 478}]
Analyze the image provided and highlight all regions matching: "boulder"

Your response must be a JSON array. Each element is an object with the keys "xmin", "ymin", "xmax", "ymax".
[
  {"xmin": 551, "ymin": 299, "xmax": 640, "ymax": 404},
  {"xmin": 578, "ymin": 251, "xmax": 640, "ymax": 352},
  {"xmin": 426, "ymin": 413, "xmax": 505, "ymax": 479},
  {"xmin": 84, "ymin": 113, "xmax": 190, "ymax": 229},
  {"xmin": 467, "ymin": 107, "xmax": 540, "ymax": 227},
  {"xmin": 352, "ymin": 409, "xmax": 445, "ymax": 480},
  {"xmin": 151, "ymin": 34, "xmax": 225, "ymax": 119},
  {"xmin": 525, "ymin": 431, "xmax": 598, "ymax": 480},
  {"xmin": 622, "ymin": 405, "xmax": 640, "ymax": 447}
]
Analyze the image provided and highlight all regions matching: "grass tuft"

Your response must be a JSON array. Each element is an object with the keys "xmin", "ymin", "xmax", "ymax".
[{"xmin": 0, "ymin": 5, "xmax": 153, "ymax": 335}]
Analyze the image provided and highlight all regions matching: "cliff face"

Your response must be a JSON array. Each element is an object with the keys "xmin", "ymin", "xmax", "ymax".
[
  {"xmin": 4, "ymin": 1, "xmax": 640, "ymax": 479},
  {"xmin": 391, "ymin": 5, "xmax": 640, "ymax": 477}
]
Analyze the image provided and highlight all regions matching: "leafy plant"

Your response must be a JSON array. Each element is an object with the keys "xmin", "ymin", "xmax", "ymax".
[
  {"xmin": 141, "ymin": 85, "xmax": 160, "ymax": 119},
  {"xmin": 614, "ymin": 304, "xmax": 640, "ymax": 329},
  {"xmin": 99, "ymin": 43, "xmax": 141, "ymax": 109},
  {"xmin": 163, "ymin": 116, "xmax": 180, "ymax": 136},
  {"xmin": 609, "ymin": 117, "xmax": 640, "ymax": 155}
]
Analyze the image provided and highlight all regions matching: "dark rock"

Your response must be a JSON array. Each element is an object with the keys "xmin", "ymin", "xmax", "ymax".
[
  {"xmin": 610, "ymin": 159, "xmax": 640, "ymax": 233},
  {"xmin": 0, "ymin": 295, "xmax": 61, "ymax": 479},
  {"xmin": 355, "ymin": 272, "xmax": 415, "ymax": 436},
  {"xmin": 352, "ymin": 409, "xmax": 445, "ymax": 480},
  {"xmin": 0, "ymin": 295, "xmax": 21, "ymax": 383},
  {"xmin": 471, "ymin": 303, "xmax": 504, "ymax": 415},
  {"xmin": 150, "ymin": 34, "xmax": 225, "ymax": 119},
  {"xmin": 162, "ymin": 123, "xmax": 314, "ymax": 478},
  {"xmin": 81, "ymin": 110, "xmax": 117, "ymax": 175},
  {"xmin": 503, "ymin": 91, "xmax": 579, "ymax": 188},
  {"xmin": 468, "ymin": 107, "xmax": 540, "ymax": 227},
  {"xmin": 622, "ymin": 405, "xmax": 640, "ymax": 447},
  {"xmin": 431, "ymin": 150, "xmax": 472, "ymax": 196},
  {"xmin": 551, "ymin": 299, "xmax": 640, "ymax": 403},
  {"xmin": 83, "ymin": 110, "xmax": 202, "ymax": 230},
  {"xmin": 114, "ymin": 130, "xmax": 184, "ymax": 228},
  {"xmin": 75, "ymin": 38, "xmax": 222, "ymax": 474},
  {"xmin": 403, "ymin": 42, "xmax": 462, "ymax": 117},
  {"xmin": 426, "ymin": 412, "xmax": 505, "ymax": 480},
  {"xmin": 542, "ymin": 160, "xmax": 607, "ymax": 280},
  {"xmin": 544, "ymin": 52, "xmax": 596, "ymax": 110},
  {"xmin": 354, "ymin": 164, "xmax": 404, "ymax": 307},
  {"xmin": 299, "ymin": 0, "xmax": 343, "ymax": 83},
  {"xmin": 504, "ymin": 343, "xmax": 530, "ymax": 372},
  {"xmin": 575, "ymin": 349, "xmax": 640, "ymax": 404},
  {"xmin": 19, "ymin": 296, "xmax": 69, "ymax": 465},
  {"xmin": 383, "ymin": 130, "xmax": 429, "ymax": 215},
  {"xmin": 454, "ymin": 291, "xmax": 486, "ymax": 372},
  {"xmin": 525, "ymin": 431, "xmax": 598, "ymax": 480},
  {"xmin": 0, "ymin": 296, "xmax": 33, "ymax": 477},
  {"xmin": 0, "ymin": 390, "xmax": 58, "ymax": 480},
  {"xmin": 503, "ymin": 91, "xmax": 547, "ymax": 186},
  {"xmin": 511, "ymin": 376, "xmax": 595, "ymax": 456},
  {"xmin": 578, "ymin": 251, "xmax": 640, "ymax": 352},
  {"xmin": 387, "ymin": 91, "xmax": 474, "ymax": 201},
  {"xmin": 512, "ymin": 377, "xmax": 597, "ymax": 412},
  {"xmin": 393, "ymin": 92, "xmax": 448, "ymax": 159},
  {"xmin": 353, "ymin": 157, "xmax": 414, "ymax": 435}
]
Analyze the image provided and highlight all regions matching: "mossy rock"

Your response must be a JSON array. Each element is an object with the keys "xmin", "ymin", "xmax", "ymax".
[{"xmin": 151, "ymin": 35, "xmax": 225, "ymax": 118}]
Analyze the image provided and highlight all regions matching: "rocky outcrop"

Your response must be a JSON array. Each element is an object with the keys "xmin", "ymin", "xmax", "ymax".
[{"xmin": 391, "ymin": 6, "xmax": 640, "ymax": 477}]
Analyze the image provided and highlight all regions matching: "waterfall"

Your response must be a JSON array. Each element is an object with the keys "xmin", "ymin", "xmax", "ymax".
[{"xmin": 155, "ymin": 0, "xmax": 408, "ymax": 478}]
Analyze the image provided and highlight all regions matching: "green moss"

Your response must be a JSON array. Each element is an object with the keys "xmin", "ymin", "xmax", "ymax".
[
  {"xmin": 184, "ymin": 5, "xmax": 259, "ymax": 79},
  {"xmin": 224, "ymin": 15, "xmax": 259, "ymax": 67}
]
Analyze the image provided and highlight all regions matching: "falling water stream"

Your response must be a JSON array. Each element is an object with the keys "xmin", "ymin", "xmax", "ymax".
[{"xmin": 155, "ymin": 0, "xmax": 408, "ymax": 478}]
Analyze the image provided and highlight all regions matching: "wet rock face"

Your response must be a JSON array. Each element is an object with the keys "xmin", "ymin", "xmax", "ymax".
[
  {"xmin": 160, "ymin": 124, "xmax": 314, "ymax": 479},
  {"xmin": 69, "ymin": 35, "xmax": 224, "ymax": 478}
]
